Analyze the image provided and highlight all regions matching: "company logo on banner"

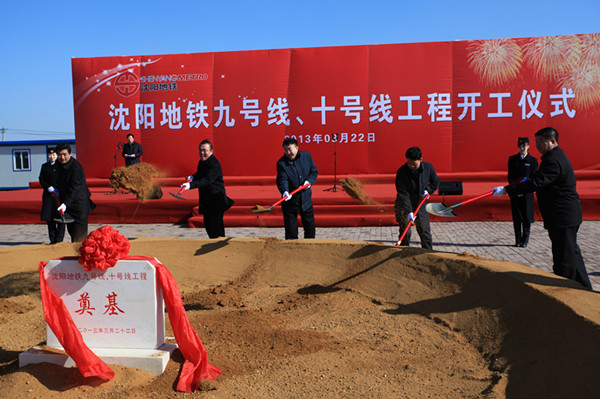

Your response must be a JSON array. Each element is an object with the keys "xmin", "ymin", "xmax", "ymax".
[{"xmin": 114, "ymin": 71, "xmax": 140, "ymax": 97}]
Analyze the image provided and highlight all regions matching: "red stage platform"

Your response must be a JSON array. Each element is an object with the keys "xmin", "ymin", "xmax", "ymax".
[{"xmin": 1, "ymin": 172, "xmax": 599, "ymax": 227}]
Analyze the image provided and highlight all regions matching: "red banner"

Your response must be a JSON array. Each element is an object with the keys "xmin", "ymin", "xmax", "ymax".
[{"xmin": 72, "ymin": 33, "xmax": 600, "ymax": 178}]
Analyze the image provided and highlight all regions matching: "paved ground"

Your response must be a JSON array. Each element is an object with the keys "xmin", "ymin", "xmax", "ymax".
[{"xmin": 1, "ymin": 221, "xmax": 598, "ymax": 291}]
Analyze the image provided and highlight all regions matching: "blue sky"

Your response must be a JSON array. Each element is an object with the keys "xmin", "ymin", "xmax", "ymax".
[{"xmin": 1, "ymin": 0, "xmax": 598, "ymax": 141}]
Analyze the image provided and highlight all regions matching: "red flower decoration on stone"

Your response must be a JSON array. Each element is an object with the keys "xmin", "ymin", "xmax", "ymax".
[{"xmin": 78, "ymin": 226, "xmax": 130, "ymax": 271}]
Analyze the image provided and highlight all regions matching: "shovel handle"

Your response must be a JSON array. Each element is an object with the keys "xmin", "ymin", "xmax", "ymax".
[
  {"xmin": 271, "ymin": 182, "xmax": 311, "ymax": 208},
  {"xmin": 451, "ymin": 190, "xmax": 494, "ymax": 209},
  {"xmin": 396, "ymin": 193, "xmax": 430, "ymax": 246},
  {"xmin": 51, "ymin": 191, "xmax": 61, "ymax": 204},
  {"xmin": 176, "ymin": 176, "xmax": 194, "ymax": 196}
]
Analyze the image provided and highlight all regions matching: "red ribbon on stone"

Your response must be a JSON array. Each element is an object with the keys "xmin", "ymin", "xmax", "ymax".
[{"xmin": 38, "ymin": 226, "xmax": 220, "ymax": 392}]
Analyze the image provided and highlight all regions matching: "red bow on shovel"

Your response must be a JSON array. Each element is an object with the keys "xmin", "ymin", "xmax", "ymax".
[
  {"xmin": 395, "ymin": 192, "xmax": 430, "ymax": 247},
  {"xmin": 169, "ymin": 176, "xmax": 193, "ymax": 200},
  {"xmin": 250, "ymin": 182, "xmax": 311, "ymax": 214}
]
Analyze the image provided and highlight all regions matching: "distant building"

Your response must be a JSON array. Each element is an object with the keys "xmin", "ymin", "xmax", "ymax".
[{"xmin": 0, "ymin": 140, "xmax": 76, "ymax": 190}]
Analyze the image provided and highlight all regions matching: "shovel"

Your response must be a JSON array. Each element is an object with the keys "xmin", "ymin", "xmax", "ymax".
[
  {"xmin": 169, "ymin": 176, "xmax": 192, "ymax": 200},
  {"xmin": 251, "ymin": 182, "xmax": 311, "ymax": 214},
  {"xmin": 395, "ymin": 193, "xmax": 429, "ymax": 246},
  {"xmin": 51, "ymin": 192, "xmax": 74, "ymax": 224},
  {"xmin": 426, "ymin": 190, "xmax": 494, "ymax": 217}
]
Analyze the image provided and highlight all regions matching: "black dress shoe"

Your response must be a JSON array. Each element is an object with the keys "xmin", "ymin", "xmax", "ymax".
[
  {"xmin": 521, "ymin": 243, "xmax": 527, "ymax": 248},
  {"xmin": 514, "ymin": 243, "xmax": 521, "ymax": 247}
]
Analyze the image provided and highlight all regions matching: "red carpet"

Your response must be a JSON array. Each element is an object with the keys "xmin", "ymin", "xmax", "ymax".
[{"xmin": 2, "ymin": 172, "xmax": 599, "ymax": 227}]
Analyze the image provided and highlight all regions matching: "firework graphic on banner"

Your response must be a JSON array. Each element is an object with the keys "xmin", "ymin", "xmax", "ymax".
[
  {"xmin": 467, "ymin": 39, "xmax": 523, "ymax": 87},
  {"xmin": 560, "ymin": 33, "xmax": 600, "ymax": 110},
  {"xmin": 522, "ymin": 35, "xmax": 580, "ymax": 80},
  {"xmin": 467, "ymin": 33, "xmax": 600, "ymax": 111}
]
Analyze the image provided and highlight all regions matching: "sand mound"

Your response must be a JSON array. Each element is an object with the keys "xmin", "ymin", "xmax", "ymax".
[
  {"xmin": 109, "ymin": 163, "xmax": 161, "ymax": 201},
  {"xmin": 1, "ymin": 238, "xmax": 599, "ymax": 398},
  {"xmin": 339, "ymin": 177, "xmax": 378, "ymax": 204}
]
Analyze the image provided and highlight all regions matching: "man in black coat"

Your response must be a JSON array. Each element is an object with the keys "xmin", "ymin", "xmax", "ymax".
[
  {"xmin": 55, "ymin": 142, "xmax": 95, "ymax": 242},
  {"xmin": 122, "ymin": 133, "xmax": 143, "ymax": 166},
  {"xmin": 495, "ymin": 127, "xmax": 592, "ymax": 290},
  {"xmin": 507, "ymin": 137, "xmax": 538, "ymax": 247},
  {"xmin": 395, "ymin": 146, "xmax": 440, "ymax": 249},
  {"xmin": 38, "ymin": 146, "xmax": 65, "ymax": 244},
  {"xmin": 276, "ymin": 137, "xmax": 319, "ymax": 240},
  {"xmin": 181, "ymin": 140, "xmax": 234, "ymax": 238}
]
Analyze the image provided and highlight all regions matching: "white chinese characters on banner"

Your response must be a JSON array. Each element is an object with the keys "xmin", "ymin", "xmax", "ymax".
[{"xmin": 108, "ymin": 89, "xmax": 577, "ymax": 133}]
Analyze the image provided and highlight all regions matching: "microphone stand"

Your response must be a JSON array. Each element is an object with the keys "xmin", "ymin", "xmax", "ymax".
[
  {"xmin": 107, "ymin": 142, "xmax": 122, "ymax": 195},
  {"xmin": 323, "ymin": 134, "xmax": 338, "ymax": 192},
  {"xmin": 112, "ymin": 142, "xmax": 122, "ymax": 170}
]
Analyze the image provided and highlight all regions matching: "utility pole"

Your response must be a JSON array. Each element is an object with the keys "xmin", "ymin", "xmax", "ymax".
[{"xmin": 1, "ymin": 126, "xmax": 5, "ymax": 142}]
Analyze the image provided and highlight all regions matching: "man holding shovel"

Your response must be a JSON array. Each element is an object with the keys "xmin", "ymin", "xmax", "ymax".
[
  {"xmin": 55, "ymin": 142, "xmax": 95, "ymax": 242},
  {"xmin": 276, "ymin": 137, "xmax": 319, "ymax": 239},
  {"xmin": 394, "ymin": 146, "xmax": 440, "ymax": 249},
  {"xmin": 180, "ymin": 140, "xmax": 234, "ymax": 238},
  {"xmin": 493, "ymin": 127, "xmax": 591, "ymax": 290}
]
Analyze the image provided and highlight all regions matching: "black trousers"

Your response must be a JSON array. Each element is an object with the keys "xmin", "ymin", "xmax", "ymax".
[
  {"xmin": 203, "ymin": 211, "xmax": 225, "ymax": 238},
  {"xmin": 282, "ymin": 203, "xmax": 315, "ymax": 240},
  {"xmin": 510, "ymin": 196, "xmax": 531, "ymax": 245},
  {"xmin": 66, "ymin": 214, "xmax": 88, "ymax": 242},
  {"xmin": 548, "ymin": 226, "xmax": 592, "ymax": 290},
  {"xmin": 395, "ymin": 202, "xmax": 433, "ymax": 250},
  {"xmin": 46, "ymin": 220, "xmax": 65, "ymax": 244}
]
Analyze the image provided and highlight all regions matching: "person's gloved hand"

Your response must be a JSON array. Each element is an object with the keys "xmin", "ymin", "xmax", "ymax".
[
  {"xmin": 493, "ymin": 186, "xmax": 506, "ymax": 196},
  {"xmin": 283, "ymin": 191, "xmax": 292, "ymax": 201},
  {"xmin": 303, "ymin": 180, "xmax": 311, "ymax": 188},
  {"xmin": 407, "ymin": 212, "xmax": 416, "ymax": 222},
  {"xmin": 57, "ymin": 203, "xmax": 67, "ymax": 213},
  {"xmin": 422, "ymin": 189, "xmax": 429, "ymax": 198},
  {"xmin": 187, "ymin": 175, "xmax": 194, "ymax": 182},
  {"xmin": 181, "ymin": 182, "xmax": 191, "ymax": 191}
]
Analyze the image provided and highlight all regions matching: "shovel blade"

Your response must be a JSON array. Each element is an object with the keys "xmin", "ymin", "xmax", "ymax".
[
  {"xmin": 250, "ymin": 205, "xmax": 274, "ymax": 214},
  {"xmin": 426, "ymin": 202, "xmax": 457, "ymax": 217},
  {"xmin": 169, "ymin": 192, "xmax": 186, "ymax": 200},
  {"xmin": 54, "ymin": 213, "xmax": 75, "ymax": 224}
]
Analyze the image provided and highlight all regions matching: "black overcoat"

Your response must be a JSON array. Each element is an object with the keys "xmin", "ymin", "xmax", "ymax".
[
  {"xmin": 189, "ymin": 154, "xmax": 234, "ymax": 213},
  {"xmin": 395, "ymin": 161, "xmax": 440, "ymax": 212},
  {"xmin": 39, "ymin": 161, "xmax": 61, "ymax": 221},
  {"xmin": 507, "ymin": 153, "xmax": 538, "ymax": 223},
  {"xmin": 122, "ymin": 141, "xmax": 143, "ymax": 166},
  {"xmin": 276, "ymin": 151, "xmax": 319, "ymax": 212},
  {"xmin": 56, "ymin": 157, "xmax": 94, "ymax": 219},
  {"xmin": 508, "ymin": 146, "xmax": 581, "ymax": 229}
]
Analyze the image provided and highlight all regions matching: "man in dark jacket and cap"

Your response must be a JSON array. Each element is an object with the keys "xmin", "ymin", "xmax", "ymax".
[
  {"xmin": 276, "ymin": 137, "xmax": 319, "ymax": 239},
  {"xmin": 181, "ymin": 140, "xmax": 234, "ymax": 238},
  {"xmin": 394, "ymin": 146, "xmax": 440, "ymax": 249},
  {"xmin": 507, "ymin": 137, "xmax": 538, "ymax": 247},
  {"xmin": 494, "ymin": 127, "xmax": 592, "ymax": 290}
]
